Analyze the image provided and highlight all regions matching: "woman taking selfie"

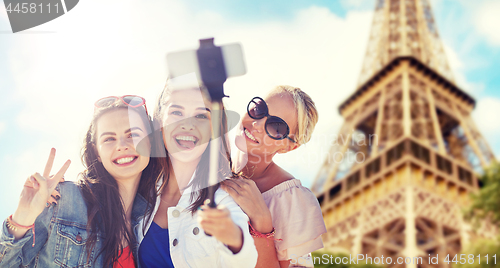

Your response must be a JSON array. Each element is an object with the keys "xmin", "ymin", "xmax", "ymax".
[
  {"xmin": 0, "ymin": 95, "xmax": 161, "ymax": 267},
  {"xmin": 222, "ymin": 85, "xmax": 327, "ymax": 268},
  {"xmin": 137, "ymin": 83, "xmax": 257, "ymax": 267}
]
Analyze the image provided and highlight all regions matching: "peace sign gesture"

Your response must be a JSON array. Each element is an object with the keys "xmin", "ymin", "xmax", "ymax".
[{"xmin": 12, "ymin": 148, "xmax": 71, "ymax": 227}]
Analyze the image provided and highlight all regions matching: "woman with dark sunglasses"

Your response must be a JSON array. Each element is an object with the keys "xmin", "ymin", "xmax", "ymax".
[
  {"xmin": 0, "ymin": 96, "xmax": 162, "ymax": 268},
  {"xmin": 222, "ymin": 85, "xmax": 327, "ymax": 268}
]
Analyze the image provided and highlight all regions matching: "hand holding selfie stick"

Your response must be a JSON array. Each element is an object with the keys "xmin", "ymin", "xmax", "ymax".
[{"xmin": 166, "ymin": 38, "xmax": 246, "ymax": 234}]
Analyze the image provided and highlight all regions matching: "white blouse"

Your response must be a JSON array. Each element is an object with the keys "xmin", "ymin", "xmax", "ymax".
[
  {"xmin": 262, "ymin": 179, "xmax": 327, "ymax": 262},
  {"xmin": 136, "ymin": 178, "xmax": 258, "ymax": 268}
]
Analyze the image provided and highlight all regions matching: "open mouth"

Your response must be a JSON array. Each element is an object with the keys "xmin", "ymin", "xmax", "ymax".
[
  {"xmin": 244, "ymin": 128, "xmax": 259, "ymax": 143},
  {"xmin": 175, "ymin": 135, "xmax": 199, "ymax": 149},
  {"xmin": 113, "ymin": 156, "xmax": 138, "ymax": 165}
]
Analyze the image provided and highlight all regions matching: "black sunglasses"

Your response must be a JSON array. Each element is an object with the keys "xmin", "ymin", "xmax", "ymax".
[{"xmin": 247, "ymin": 97, "xmax": 296, "ymax": 143}]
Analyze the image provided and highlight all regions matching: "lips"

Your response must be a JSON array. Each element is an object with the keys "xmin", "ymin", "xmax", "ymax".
[
  {"xmin": 113, "ymin": 155, "xmax": 138, "ymax": 166},
  {"xmin": 244, "ymin": 128, "xmax": 259, "ymax": 144},
  {"xmin": 175, "ymin": 135, "xmax": 199, "ymax": 149}
]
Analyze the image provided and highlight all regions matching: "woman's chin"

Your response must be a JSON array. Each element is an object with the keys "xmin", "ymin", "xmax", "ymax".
[{"xmin": 170, "ymin": 150, "xmax": 201, "ymax": 164}]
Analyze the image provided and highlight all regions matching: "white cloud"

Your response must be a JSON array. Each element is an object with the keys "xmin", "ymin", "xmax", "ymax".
[
  {"xmin": 473, "ymin": 97, "xmax": 500, "ymax": 137},
  {"xmin": 0, "ymin": 3, "xmax": 8, "ymax": 23},
  {"xmin": 472, "ymin": 97, "xmax": 500, "ymax": 161},
  {"xmin": 443, "ymin": 43, "xmax": 463, "ymax": 71},
  {"xmin": 340, "ymin": 0, "xmax": 374, "ymax": 10},
  {"xmin": 443, "ymin": 43, "xmax": 484, "ymax": 93},
  {"xmin": 475, "ymin": 0, "xmax": 500, "ymax": 46},
  {"xmin": 0, "ymin": 121, "xmax": 5, "ymax": 135}
]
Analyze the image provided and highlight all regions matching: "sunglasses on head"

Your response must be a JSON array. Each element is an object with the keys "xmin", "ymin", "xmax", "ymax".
[
  {"xmin": 247, "ymin": 97, "xmax": 296, "ymax": 143},
  {"xmin": 94, "ymin": 95, "xmax": 148, "ymax": 114}
]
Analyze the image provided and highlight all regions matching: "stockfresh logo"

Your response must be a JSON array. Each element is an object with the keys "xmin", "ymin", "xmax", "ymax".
[{"xmin": 3, "ymin": 0, "xmax": 78, "ymax": 33}]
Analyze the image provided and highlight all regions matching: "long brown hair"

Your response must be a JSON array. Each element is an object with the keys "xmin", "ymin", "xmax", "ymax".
[
  {"xmin": 153, "ymin": 82, "xmax": 233, "ymax": 213},
  {"xmin": 79, "ymin": 101, "xmax": 162, "ymax": 267}
]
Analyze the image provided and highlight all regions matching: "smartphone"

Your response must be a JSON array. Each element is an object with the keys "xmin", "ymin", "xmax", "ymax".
[{"xmin": 166, "ymin": 42, "xmax": 246, "ymax": 82}]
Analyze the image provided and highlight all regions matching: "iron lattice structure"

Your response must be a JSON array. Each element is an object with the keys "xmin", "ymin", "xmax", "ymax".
[
  {"xmin": 312, "ymin": 0, "xmax": 496, "ymax": 267},
  {"xmin": 357, "ymin": 0, "xmax": 454, "ymax": 87}
]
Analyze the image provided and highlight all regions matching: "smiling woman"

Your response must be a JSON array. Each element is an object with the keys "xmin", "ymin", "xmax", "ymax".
[
  {"xmin": 136, "ymin": 82, "xmax": 258, "ymax": 268},
  {"xmin": 161, "ymin": 89, "xmax": 213, "ymax": 165},
  {"xmin": 223, "ymin": 85, "xmax": 327, "ymax": 268},
  {"xmin": 95, "ymin": 110, "xmax": 151, "ymax": 180},
  {"xmin": 0, "ymin": 95, "xmax": 162, "ymax": 268}
]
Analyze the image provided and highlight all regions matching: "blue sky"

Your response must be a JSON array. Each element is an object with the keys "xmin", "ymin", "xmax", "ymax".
[
  {"xmin": 188, "ymin": 0, "xmax": 352, "ymax": 21},
  {"xmin": 0, "ymin": 0, "xmax": 499, "ymax": 221}
]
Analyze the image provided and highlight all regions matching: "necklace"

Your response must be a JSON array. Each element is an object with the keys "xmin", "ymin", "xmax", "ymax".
[
  {"xmin": 159, "ymin": 192, "xmax": 181, "ymax": 207},
  {"xmin": 159, "ymin": 197, "xmax": 170, "ymax": 205},
  {"xmin": 245, "ymin": 162, "xmax": 273, "ymax": 179},
  {"xmin": 159, "ymin": 194, "xmax": 173, "ymax": 206}
]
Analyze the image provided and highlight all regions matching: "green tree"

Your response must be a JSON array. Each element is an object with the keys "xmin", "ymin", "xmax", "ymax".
[
  {"xmin": 465, "ymin": 161, "xmax": 500, "ymax": 225},
  {"xmin": 452, "ymin": 239, "xmax": 499, "ymax": 268},
  {"xmin": 454, "ymin": 161, "xmax": 500, "ymax": 268}
]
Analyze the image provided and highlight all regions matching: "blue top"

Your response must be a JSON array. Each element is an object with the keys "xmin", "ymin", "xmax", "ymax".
[
  {"xmin": 139, "ymin": 221, "xmax": 174, "ymax": 268},
  {"xmin": 0, "ymin": 182, "xmax": 148, "ymax": 268}
]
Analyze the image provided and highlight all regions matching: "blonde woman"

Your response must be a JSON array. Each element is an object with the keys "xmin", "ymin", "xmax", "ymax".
[{"xmin": 222, "ymin": 85, "xmax": 327, "ymax": 268}]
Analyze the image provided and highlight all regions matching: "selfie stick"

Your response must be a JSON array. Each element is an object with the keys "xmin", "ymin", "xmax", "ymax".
[
  {"xmin": 197, "ymin": 38, "xmax": 228, "ymax": 209},
  {"xmin": 166, "ymin": 38, "xmax": 246, "ymax": 216}
]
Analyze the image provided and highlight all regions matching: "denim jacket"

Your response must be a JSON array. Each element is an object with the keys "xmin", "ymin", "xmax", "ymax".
[{"xmin": 0, "ymin": 181, "xmax": 148, "ymax": 268}]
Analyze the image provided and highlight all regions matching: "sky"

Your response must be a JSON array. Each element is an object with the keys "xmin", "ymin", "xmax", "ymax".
[{"xmin": 0, "ymin": 0, "xmax": 499, "ymax": 221}]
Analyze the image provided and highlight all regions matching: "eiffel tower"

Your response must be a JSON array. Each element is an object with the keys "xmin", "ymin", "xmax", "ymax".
[{"xmin": 311, "ymin": 0, "xmax": 496, "ymax": 267}]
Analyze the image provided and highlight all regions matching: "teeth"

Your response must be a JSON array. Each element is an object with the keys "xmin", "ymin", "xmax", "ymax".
[
  {"xmin": 116, "ymin": 157, "xmax": 135, "ymax": 164},
  {"xmin": 176, "ymin": 136, "xmax": 197, "ymax": 142},
  {"xmin": 244, "ymin": 129, "xmax": 258, "ymax": 143}
]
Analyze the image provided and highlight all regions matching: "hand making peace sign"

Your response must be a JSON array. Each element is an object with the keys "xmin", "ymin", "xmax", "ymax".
[{"xmin": 12, "ymin": 148, "xmax": 71, "ymax": 227}]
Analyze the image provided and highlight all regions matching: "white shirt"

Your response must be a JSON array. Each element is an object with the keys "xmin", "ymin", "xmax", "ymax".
[{"xmin": 136, "ymin": 177, "xmax": 258, "ymax": 268}]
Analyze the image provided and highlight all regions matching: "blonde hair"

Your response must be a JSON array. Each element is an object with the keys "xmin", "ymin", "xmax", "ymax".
[{"xmin": 267, "ymin": 85, "xmax": 318, "ymax": 145}]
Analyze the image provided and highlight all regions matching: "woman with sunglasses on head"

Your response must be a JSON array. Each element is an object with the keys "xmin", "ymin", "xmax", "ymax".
[
  {"xmin": 136, "ymin": 83, "xmax": 257, "ymax": 267},
  {"xmin": 221, "ymin": 85, "xmax": 327, "ymax": 268},
  {"xmin": 0, "ymin": 95, "xmax": 161, "ymax": 268}
]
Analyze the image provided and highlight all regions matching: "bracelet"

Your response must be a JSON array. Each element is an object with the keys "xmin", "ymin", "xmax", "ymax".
[
  {"xmin": 6, "ymin": 215, "xmax": 35, "ymax": 247},
  {"xmin": 248, "ymin": 221, "xmax": 282, "ymax": 246}
]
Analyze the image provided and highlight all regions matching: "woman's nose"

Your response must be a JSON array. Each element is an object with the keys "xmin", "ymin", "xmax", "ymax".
[
  {"xmin": 181, "ymin": 116, "xmax": 195, "ymax": 131},
  {"xmin": 252, "ymin": 118, "xmax": 265, "ymax": 131},
  {"xmin": 117, "ymin": 137, "xmax": 130, "ymax": 151}
]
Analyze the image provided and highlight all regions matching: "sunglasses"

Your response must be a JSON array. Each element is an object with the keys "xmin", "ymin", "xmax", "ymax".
[
  {"xmin": 94, "ymin": 95, "xmax": 148, "ymax": 114},
  {"xmin": 247, "ymin": 97, "xmax": 296, "ymax": 143}
]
